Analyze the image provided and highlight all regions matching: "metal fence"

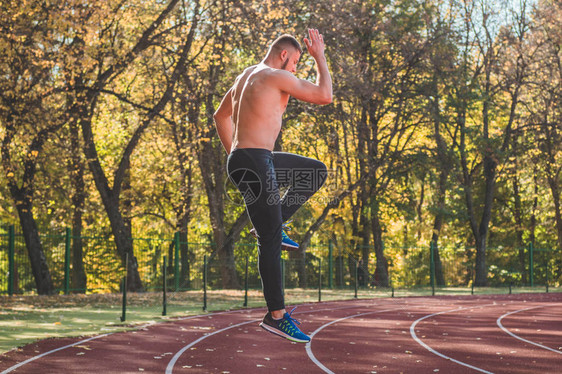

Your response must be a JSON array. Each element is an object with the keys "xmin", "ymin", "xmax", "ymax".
[{"xmin": 1, "ymin": 224, "xmax": 560, "ymax": 295}]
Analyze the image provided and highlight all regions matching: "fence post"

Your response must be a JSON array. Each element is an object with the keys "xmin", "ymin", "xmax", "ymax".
[
  {"xmin": 64, "ymin": 228, "xmax": 71, "ymax": 295},
  {"xmin": 430, "ymin": 241, "xmax": 435, "ymax": 296},
  {"xmin": 328, "ymin": 239, "xmax": 333, "ymax": 289},
  {"xmin": 203, "ymin": 255, "xmax": 207, "ymax": 312},
  {"xmin": 354, "ymin": 261, "xmax": 358, "ymax": 299},
  {"xmin": 244, "ymin": 256, "xmax": 249, "ymax": 307},
  {"xmin": 545, "ymin": 258, "xmax": 549, "ymax": 293},
  {"xmin": 120, "ymin": 253, "xmax": 128, "ymax": 322},
  {"xmin": 174, "ymin": 232, "xmax": 180, "ymax": 291},
  {"xmin": 471, "ymin": 262, "xmax": 475, "ymax": 295},
  {"xmin": 8, "ymin": 225, "xmax": 15, "ymax": 296},
  {"xmin": 162, "ymin": 256, "xmax": 167, "ymax": 316},
  {"xmin": 528, "ymin": 242, "xmax": 534, "ymax": 287},
  {"xmin": 318, "ymin": 258, "xmax": 322, "ymax": 302}
]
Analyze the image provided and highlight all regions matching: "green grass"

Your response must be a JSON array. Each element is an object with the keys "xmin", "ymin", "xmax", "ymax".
[{"xmin": 1, "ymin": 286, "xmax": 560, "ymax": 354}]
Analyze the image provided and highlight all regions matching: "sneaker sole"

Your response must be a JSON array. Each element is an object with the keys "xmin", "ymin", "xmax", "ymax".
[
  {"xmin": 281, "ymin": 243, "xmax": 299, "ymax": 251},
  {"xmin": 259, "ymin": 322, "xmax": 310, "ymax": 343}
]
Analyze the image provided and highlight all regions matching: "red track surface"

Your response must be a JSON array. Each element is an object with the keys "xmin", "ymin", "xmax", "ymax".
[{"xmin": 1, "ymin": 293, "xmax": 561, "ymax": 373}]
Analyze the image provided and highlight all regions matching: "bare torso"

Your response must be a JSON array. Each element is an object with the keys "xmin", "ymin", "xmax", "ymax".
[{"xmin": 230, "ymin": 63, "xmax": 290, "ymax": 152}]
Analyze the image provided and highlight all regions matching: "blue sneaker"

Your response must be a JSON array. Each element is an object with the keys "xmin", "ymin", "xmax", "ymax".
[
  {"xmin": 259, "ymin": 307, "xmax": 311, "ymax": 343},
  {"xmin": 249, "ymin": 223, "xmax": 300, "ymax": 251},
  {"xmin": 281, "ymin": 223, "xmax": 299, "ymax": 251}
]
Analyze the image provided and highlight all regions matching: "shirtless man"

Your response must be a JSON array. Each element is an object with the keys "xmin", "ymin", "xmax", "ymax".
[{"xmin": 214, "ymin": 29, "xmax": 332, "ymax": 343}]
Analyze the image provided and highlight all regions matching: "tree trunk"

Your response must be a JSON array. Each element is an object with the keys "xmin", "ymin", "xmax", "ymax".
[
  {"xmin": 357, "ymin": 188, "xmax": 371, "ymax": 287},
  {"xmin": 71, "ymin": 187, "xmax": 87, "ymax": 293},
  {"xmin": 198, "ymin": 132, "xmax": 239, "ymax": 288},
  {"xmin": 474, "ymin": 234, "xmax": 488, "ymax": 287},
  {"xmin": 473, "ymin": 153, "xmax": 496, "ymax": 287},
  {"xmin": 430, "ymin": 167, "xmax": 447, "ymax": 286},
  {"xmin": 290, "ymin": 249, "xmax": 307, "ymax": 288},
  {"xmin": 108, "ymin": 208, "xmax": 144, "ymax": 291},
  {"xmin": 547, "ymin": 174, "xmax": 562, "ymax": 279},
  {"xmin": 547, "ymin": 175, "xmax": 562, "ymax": 251},
  {"xmin": 14, "ymin": 199, "xmax": 54, "ymax": 295},
  {"xmin": 371, "ymin": 209, "xmax": 389, "ymax": 287},
  {"xmin": 512, "ymin": 173, "xmax": 527, "ymax": 284},
  {"xmin": 429, "ymin": 64, "xmax": 448, "ymax": 287},
  {"xmin": 178, "ymin": 225, "xmax": 191, "ymax": 289},
  {"xmin": 209, "ymin": 212, "xmax": 249, "ymax": 289},
  {"xmin": 359, "ymin": 226, "xmax": 370, "ymax": 287},
  {"xmin": 80, "ymin": 105, "xmax": 144, "ymax": 291},
  {"xmin": 70, "ymin": 119, "xmax": 87, "ymax": 292},
  {"xmin": 4, "ymin": 166, "xmax": 54, "ymax": 295},
  {"xmin": 530, "ymin": 167, "xmax": 539, "ymax": 247},
  {"xmin": 2, "ymin": 113, "xmax": 56, "ymax": 295},
  {"xmin": 430, "ymin": 240, "xmax": 446, "ymax": 286},
  {"xmin": 2, "ymin": 122, "xmax": 55, "ymax": 294},
  {"xmin": 296, "ymin": 178, "xmax": 360, "ymax": 288}
]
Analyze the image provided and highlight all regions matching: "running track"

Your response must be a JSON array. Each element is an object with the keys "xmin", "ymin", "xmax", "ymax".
[{"xmin": 1, "ymin": 293, "xmax": 560, "ymax": 373}]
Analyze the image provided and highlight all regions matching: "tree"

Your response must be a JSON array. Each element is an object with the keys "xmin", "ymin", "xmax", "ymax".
[
  {"xmin": 61, "ymin": 0, "xmax": 199, "ymax": 291},
  {"xmin": 0, "ymin": 1, "xmax": 70, "ymax": 294},
  {"xmin": 524, "ymin": 0, "xmax": 562, "ymax": 278},
  {"xmin": 326, "ymin": 0, "xmax": 431, "ymax": 286},
  {"xmin": 449, "ymin": 0, "xmax": 530, "ymax": 286}
]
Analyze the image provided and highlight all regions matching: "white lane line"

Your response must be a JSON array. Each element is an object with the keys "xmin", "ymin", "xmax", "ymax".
[
  {"xmin": 165, "ymin": 302, "xmax": 416, "ymax": 374},
  {"xmin": 410, "ymin": 304, "xmax": 496, "ymax": 374},
  {"xmin": 305, "ymin": 307, "xmax": 406, "ymax": 374},
  {"xmin": 0, "ymin": 299, "xmax": 385, "ymax": 374},
  {"xmin": 0, "ymin": 298, "xmax": 426, "ymax": 374},
  {"xmin": 497, "ymin": 304, "xmax": 562, "ymax": 355},
  {"xmin": 165, "ymin": 318, "xmax": 259, "ymax": 374},
  {"xmin": 0, "ymin": 308, "xmax": 258, "ymax": 374},
  {"xmin": 0, "ymin": 334, "xmax": 111, "ymax": 374}
]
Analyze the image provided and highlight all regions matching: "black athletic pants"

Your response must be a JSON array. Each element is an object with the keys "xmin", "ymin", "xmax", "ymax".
[{"xmin": 227, "ymin": 148, "xmax": 327, "ymax": 312}]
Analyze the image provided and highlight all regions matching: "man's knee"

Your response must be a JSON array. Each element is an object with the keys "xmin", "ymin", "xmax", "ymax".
[
  {"xmin": 316, "ymin": 160, "xmax": 328, "ymax": 189},
  {"xmin": 254, "ymin": 223, "xmax": 283, "ymax": 246}
]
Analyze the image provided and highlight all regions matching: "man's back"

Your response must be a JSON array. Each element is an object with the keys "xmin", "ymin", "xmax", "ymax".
[
  {"xmin": 231, "ymin": 63, "xmax": 291, "ymax": 151},
  {"xmin": 213, "ymin": 29, "xmax": 331, "ymax": 154}
]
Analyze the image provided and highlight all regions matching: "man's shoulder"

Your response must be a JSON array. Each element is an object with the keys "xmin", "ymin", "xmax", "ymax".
[
  {"xmin": 249, "ymin": 64, "xmax": 292, "ymax": 78},
  {"xmin": 238, "ymin": 64, "xmax": 295, "ymax": 90},
  {"xmin": 244, "ymin": 65, "xmax": 259, "ymax": 74},
  {"xmin": 235, "ymin": 65, "xmax": 258, "ymax": 81},
  {"xmin": 259, "ymin": 67, "xmax": 295, "ymax": 85}
]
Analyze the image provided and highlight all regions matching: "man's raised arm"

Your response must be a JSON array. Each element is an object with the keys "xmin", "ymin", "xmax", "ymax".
[{"xmin": 276, "ymin": 28, "xmax": 332, "ymax": 105}]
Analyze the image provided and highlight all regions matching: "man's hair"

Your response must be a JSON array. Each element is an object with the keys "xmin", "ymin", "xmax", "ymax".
[{"xmin": 269, "ymin": 34, "xmax": 303, "ymax": 55}]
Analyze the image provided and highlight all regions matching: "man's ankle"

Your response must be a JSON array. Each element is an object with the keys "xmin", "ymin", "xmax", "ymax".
[{"xmin": 271, "ymin": 309, "xmax": 286, "ymax": 320}]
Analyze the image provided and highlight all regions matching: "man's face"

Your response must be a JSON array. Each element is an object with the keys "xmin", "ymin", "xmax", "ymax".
[{"xmin": 281, "ymin": 50, "xmax": 301, "ymax": 74}]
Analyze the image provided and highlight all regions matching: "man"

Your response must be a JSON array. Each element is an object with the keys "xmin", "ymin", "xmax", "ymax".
[{"xmin": 214, "ymin": 29, "xmax": 332, "ymax": 343}]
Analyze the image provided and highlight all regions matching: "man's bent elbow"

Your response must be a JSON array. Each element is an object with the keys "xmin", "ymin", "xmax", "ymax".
[{"xmin": 318, "ymin": 93, "xmax": 332, "ymax": 105}]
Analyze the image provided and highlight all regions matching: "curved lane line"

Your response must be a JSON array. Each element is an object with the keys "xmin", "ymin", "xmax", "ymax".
[
  {"xmin": 166, "ymin": 302, "xmax": 415, "ymax": 374},
  {"xmin": 0, "ymin": 308, "xmax": 259, "ymax": 374},
  {"xmin": 497, "ymin": 304, "xmax": 562, "ymax": 355},
  {"xmin": 1, "ymin": 299, "xmax": 379, "ymax": 374},
  {"xmin": 0, "ymin": 299, "xmax": 423, "ymax": 374},
  {"xmin": 0, "ymin": 333, "xmax": 111, "ymax": 374},
  {"xmin": 305, "ymin": 307, "xmax": 405, "ymax": 374},
  {"xmin": 410, "ymin": 304, "xmax": 496, "ymax": 374},
  {"xmin": 165, "ymin": 318, "xmax": 259, "ymax": 374}
]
